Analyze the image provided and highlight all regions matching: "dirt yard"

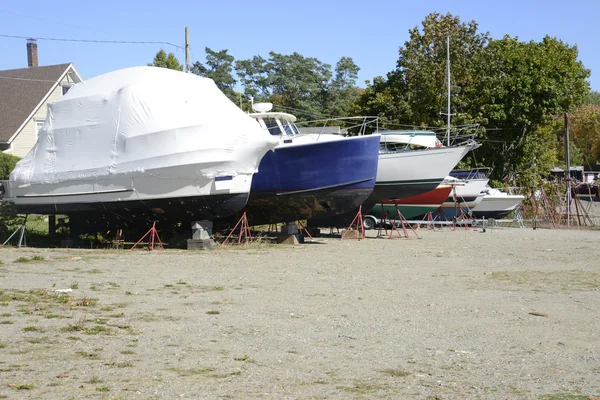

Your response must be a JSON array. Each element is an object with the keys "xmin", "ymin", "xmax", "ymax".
[{"xmin": 0, "ymin": 226, "xmax": 599, "ymax": 399}]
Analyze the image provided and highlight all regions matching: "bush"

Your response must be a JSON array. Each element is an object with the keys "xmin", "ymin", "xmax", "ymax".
[
  {"xmin": 0, "ymin": 202, "xmax": 24, "ymax": 239},
  {"xmin": 0, "ymin": 153, "xmax": 21, "ymax": 180}
]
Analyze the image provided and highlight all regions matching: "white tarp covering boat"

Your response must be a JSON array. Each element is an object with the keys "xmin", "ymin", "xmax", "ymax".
[{"xmin": 4, "ymin": 66, "xmax": 277, "ymax": 228}]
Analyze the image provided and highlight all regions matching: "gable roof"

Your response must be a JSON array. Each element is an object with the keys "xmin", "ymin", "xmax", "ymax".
[{"xmin": 0, "ymin": 63, "xmax": 79, "ymax": 143}]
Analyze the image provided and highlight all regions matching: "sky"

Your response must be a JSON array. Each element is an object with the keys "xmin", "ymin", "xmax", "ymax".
[{"xmin": 1, "ymin": 0, "xmax": 599, "ymax": 91}]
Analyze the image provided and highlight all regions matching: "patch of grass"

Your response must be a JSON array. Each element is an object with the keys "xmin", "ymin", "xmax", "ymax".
[
  {"xmin": 337, "ymin": 381, "xmax": 386, "ymax": 395},
  {"xmin": 76, "ymin": 351, "xmax": 100, "ymax": 360},
  {"xmin": 490, "ymin": 270, "xmax": 600, "ymax": 292},
  {"xmin": 0, "ymin": 313, "xmax": 10, "ymax": 317},
  {"xmin": 66, "ymin": 336, "xmax": 80, "ymax": 341},
  {"xmin": 0, "ymin": 320, "xmax": 14, "ymax": 324},
  {"xmin": 379, "ymin": 368, "xmax": 410, "ymax": 377},
  {"xmin": 22, "ymin": 326, "xmax": 40, "ymax": 332},
  {"xmin": 233, "ymin": 354, "xmax": 255, "ymax": 363},
  {"xmin": 96, "ymin": 386, "xmax": 110, "ymax": 392},
  {"xmin": 166, "ymin": 366, "xmax": 216, "ymax": 376},
  {"xmin": 74, "ymin": 296, "xmax": 97, "ymax": 307},
  {"xmin": 176, "ymin": 280, "xmax": 187, "ymax": 285},
  {"xmin": 11, "ymin": 383, "xmax": 34, "ymax": 390},
  {"xmin": 206, "ymin": 310, "xmax": 220, "ymax": 315},
  {"xmin": 84, "ymin": 325, "xmax": 111, "ymax": 335},
  {"xmin": 0, "ymin": 343, "xmax": 6, "ymax": 349},
  {"xmin": 540, "ymin": 394, "xmax": 595, "ymax": 400},
  {"xmin": 116, "ymin": 362, "xmax": 133, "ymax": 368},
  {"xmin": 120, "ymin": 350, "xmax": 135, "ymax": 355},
  {"xmin": 212, "ymin": 286, "xmax": 224, "ymax": 291},
  {"xmin": 109, "ymin": 312, "xmax": 124, "ymax": 318},
  {"xmin": 62, "ymin": 324, "xmax": 85, "ymax": 332},
  {"xmin": 87, "ymin": 376, "xmax": 103, "ymax": 384},
  {"xmin": 83, "ymin": 268, "xmax": 103, "ymax": 274},
  {"xmin": 107, "ymin": 282, "xmax": 120, "ymax": 288}
]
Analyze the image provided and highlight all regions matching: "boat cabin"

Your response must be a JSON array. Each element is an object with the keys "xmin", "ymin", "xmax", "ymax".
[
  {"xmin": 379, "ymin": 130, "xmax": 443, "ymax": 152},
  {"xmin": 249, "ymin": 103, "xmax": 300, "ymax": 137}
]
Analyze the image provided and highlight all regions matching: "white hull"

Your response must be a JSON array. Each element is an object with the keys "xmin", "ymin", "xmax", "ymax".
[
  {"xmin": 372, "ymin": 145, "xmax": 472, "ymax": 201},
  {"xmin": 472, "ymin": 192, "xmax": 525, "ymax": 219}
]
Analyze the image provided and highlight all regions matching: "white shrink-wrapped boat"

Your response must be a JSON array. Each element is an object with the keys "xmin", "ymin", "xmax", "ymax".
[{"xmin": 2, "ymin": 66, "xmax": 277, "ymax": 230}]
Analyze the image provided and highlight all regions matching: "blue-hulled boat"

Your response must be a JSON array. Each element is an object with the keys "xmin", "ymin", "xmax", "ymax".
[{"xmin": 220, "ymin": 103, "xmax": 381, "ymax": 226}]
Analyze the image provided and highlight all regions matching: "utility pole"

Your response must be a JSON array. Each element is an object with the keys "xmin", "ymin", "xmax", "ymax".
[
  {"xmin": 185, "ymin": 26, "xmax": 191, "ymax": 73},
  {"xmin": 564, "ymin": 112, "xmax": 572, "ymax": 227}
]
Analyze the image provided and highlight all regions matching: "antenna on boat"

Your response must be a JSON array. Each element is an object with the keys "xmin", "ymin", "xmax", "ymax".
[{"xmin": 445, "ymin": 35, "xmax": 451, "ymax": 147}]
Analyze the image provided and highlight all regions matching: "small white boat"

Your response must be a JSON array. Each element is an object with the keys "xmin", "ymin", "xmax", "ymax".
[
  {"xmin": 471, "ymin": 187, "xmax": 525, "ymax": 219},
  {"xmin": 2, "ymin": 66, "xmax": 277, "ymax": 231}
]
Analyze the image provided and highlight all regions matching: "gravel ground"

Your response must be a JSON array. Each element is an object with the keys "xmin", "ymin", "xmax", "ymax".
[{"xmin": 0, "ymin": 226, "xmax": 599, "ymax": 399}]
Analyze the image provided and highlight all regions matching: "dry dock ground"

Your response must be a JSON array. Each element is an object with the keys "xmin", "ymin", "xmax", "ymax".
[{"xmin": 0, "ymin": 226, "xmax": 599, "ymax": 399}]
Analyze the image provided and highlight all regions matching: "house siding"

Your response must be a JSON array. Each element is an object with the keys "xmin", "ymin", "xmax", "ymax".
[{"xmin": 9, "ymin": 74, "xmax": 77, "ymax": 158}]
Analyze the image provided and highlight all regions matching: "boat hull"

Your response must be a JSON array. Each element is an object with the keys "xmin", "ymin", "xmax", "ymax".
[
  {"xmin": 223, "ymin": 134, "xmax": 380, "ymax": 226},
  {"xmin": 308, "ymin": 144, "xmax": 471, "ymax": 228},
  {"xmin": 7, "ymin": 164, "xmax": 254, "ymax": 231},
  {"xmin": 367, "ymin": 185, "xmax": 453, "ymax": 220},
  {"xmin": 372, "ymin": 145, "xmax": 472, "ymax": 202},
  {"xmin": 471, "ymin": 195, "xmax": 524, "ymax": 219}
]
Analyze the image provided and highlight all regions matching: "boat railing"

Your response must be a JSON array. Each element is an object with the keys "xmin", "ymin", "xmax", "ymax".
[
  {"xmin": 295, "ymin": 116, "xmax": 380, "ymax": 139},
  {"xmin": 450, "ymin": 167, "xmax": 493, "ymax": 180}
]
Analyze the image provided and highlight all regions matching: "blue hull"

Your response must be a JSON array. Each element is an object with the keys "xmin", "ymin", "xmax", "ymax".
[{"xmin": 240, "ymin": 134, "xmax": 380, "ymax": 225}]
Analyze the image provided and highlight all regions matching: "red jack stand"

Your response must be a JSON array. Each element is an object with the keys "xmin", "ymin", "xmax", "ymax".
[
  {"xmin": 388, "ymin": 206, "xmax": 420, "ymax": 239},
  {"xmin": 342, "ymin": 205, "xmax": 365, "ymax": 240},
  {"xmin": 222, "ymin": 211, "xmax": 252, "ymax": 245},
  {"xmin": 296, "ymin": 220, "xmax": 313, "ymax": 241},
  {"xmin": 420, "ymin": 212, "xmax": 437, "ymax": 230},
  {"xmin": 131, "ymin": 221, "xmax": 164, "ymax": 251}
]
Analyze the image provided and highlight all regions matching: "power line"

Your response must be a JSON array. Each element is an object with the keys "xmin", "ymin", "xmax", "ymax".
[
  {"xmin": 2, "ymin": 10, "xmax": 102, "ymax": 33},
  {"xmin": 0, "ymin": 34, "xmax": 183, "ymax": 50}
]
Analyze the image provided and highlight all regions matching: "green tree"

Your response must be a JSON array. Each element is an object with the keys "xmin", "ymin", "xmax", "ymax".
[
  {"xmin": 235, "ymin": 52, "xmax": 331, "ymax": 118},
  {"xmin": 585, "ymin": 90, "xmax": 600, "ymax": 106},
  {"xmin": 0, "ymin": 153, "xmax": 20, "ymax": 180},
  {"xmin": 474, "ymin": 35, "xmax": 590, "ymax": 185},
  {"xmin": 567, "ymin": 105, "xmax": 600, "ymax": 166},
  {"xmin": 192, "ymin": 47, "xmax": 237, "ymax": 103},
  {"xmin": 354, "ymin": 12, "xmax": 590, "ymax": 187},
  {"xmin": 326, "ymin": 57, "xmax": 361, "ymax": 117},
  {"xmin": 148, "ymin": 49, "xmax": 183, "ymax": 71},
  {"xmin": 356, "ymin": 13, "xmax": 489, "ymax": 129}
]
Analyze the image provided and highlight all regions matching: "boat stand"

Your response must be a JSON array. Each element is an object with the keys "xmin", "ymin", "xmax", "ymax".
[
  {"xmin": 131, "ymin": 221, "xmax": 164, "ymax": 251},
  {"xmin": 376, "ymin": 202, "xmax": 390, "ymax": 237},
  {"xmin": 387, "ymin": 205, "xmax": 420, "ymax": 239},
  {"xmin": 2, "ymin": 215, "xmax": 28, "ymax": 247},
  {"xmin": 296, "ymin": 220, "xmax": 313, "ymax": 241},
  {"xmin": 342, "ymin": 205, "xmax": 365, "ymax": 240},
  {"xmin": 222, "ymin": 211, "xmax": 252, "ymax": 245}
]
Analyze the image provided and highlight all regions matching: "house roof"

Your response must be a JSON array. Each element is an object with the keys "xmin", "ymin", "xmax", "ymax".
[{"xmin": 0, "ymin": 63, "xmax": 75, "ymax": 143}]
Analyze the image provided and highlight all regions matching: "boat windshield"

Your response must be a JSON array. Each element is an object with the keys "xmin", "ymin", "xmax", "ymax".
[
  {"xmin": 263, "ymin": 118, "xmax": 282, "ymax": 136},
  {"xmin": 282, "ymin": 121, "xmax": 298, "ymax": 136}
]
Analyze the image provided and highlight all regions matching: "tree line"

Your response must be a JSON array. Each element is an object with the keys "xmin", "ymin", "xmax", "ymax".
[{"xmin": 150, "ymin": 12, "xmax": 600, "ymax": 188}]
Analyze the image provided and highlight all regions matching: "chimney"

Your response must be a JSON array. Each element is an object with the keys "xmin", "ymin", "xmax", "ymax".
[{"xmin": 27, "ymin": 38, "xmax": 38, "ymax": 67}]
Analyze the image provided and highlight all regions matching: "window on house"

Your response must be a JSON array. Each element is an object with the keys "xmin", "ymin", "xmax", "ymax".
[
  {"xmin": 34, "ymin": 120, "xmax": 45, "ymax": 141},
  {"xmin": 62, "ymin": 84, "xmax": 72, "ymax": 95}
]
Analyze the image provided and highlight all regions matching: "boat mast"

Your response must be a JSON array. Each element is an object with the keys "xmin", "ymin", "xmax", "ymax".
[{"xmin": 446, "ymin": 35, "xmax": 451, "ymax": 146}]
